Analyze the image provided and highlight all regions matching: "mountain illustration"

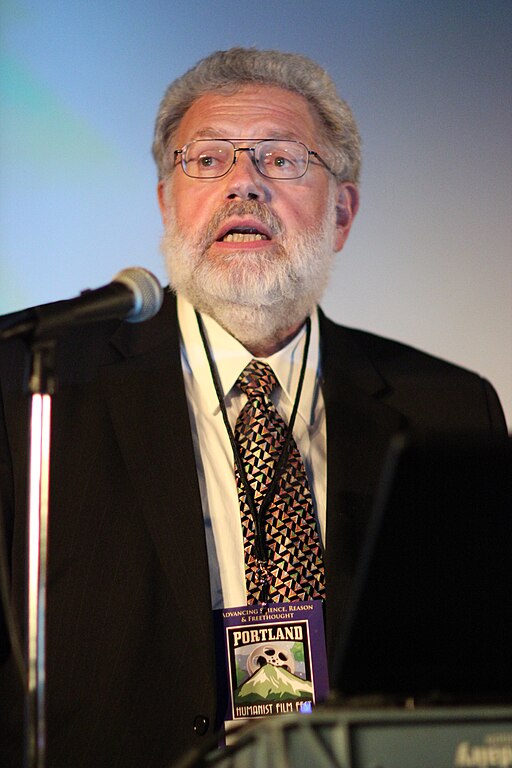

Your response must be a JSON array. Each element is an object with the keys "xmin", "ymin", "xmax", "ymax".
[{"xmin": 235, "ymin": 664, "xmax": 313, "ymax": 703}]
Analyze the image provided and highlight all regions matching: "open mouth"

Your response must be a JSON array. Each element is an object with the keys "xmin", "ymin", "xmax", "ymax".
[
  {"xmin": 216, "ymin": 219, "xmax": 273, "ymax": 243},
  {"xmin": 221, "ymin": 227, "xmax": 269, "ymax": 242}
]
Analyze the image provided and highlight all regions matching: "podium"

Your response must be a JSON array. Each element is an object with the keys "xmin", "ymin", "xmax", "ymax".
[{"xmin": 176, "ymin": 706, "xmax": 512, "ymax": 768}]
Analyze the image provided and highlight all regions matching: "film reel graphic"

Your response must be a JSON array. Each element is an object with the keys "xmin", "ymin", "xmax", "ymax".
[{"xmin": 246, "ymin": 643, "xmax": 296, "ymax": 677}]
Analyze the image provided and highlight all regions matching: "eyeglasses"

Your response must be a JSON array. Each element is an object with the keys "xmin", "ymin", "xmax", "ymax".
[{"xmin": 173, "ymin": 138, "xmax": 336, "ymax": 180}]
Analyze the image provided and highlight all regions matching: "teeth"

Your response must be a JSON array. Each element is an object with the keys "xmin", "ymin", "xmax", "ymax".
[{"xmin": 222, "ymin": 232, "xmax": 268, "ymax": 242}]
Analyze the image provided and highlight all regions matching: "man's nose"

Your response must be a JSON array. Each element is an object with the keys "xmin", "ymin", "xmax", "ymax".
[{"xmin": 224, "ymin": 149, "xmax": 271, "ymax": 202}]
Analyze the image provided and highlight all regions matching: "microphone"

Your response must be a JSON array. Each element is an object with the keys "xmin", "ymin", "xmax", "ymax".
[{"xmin": 0, "ymin": 267, "xmax": 164, "ymax": 341}]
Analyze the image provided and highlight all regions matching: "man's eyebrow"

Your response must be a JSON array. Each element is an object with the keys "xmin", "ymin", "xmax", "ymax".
[
  {"xmin": 187, "ymin": 128, "xmax": 304, "ymax": 142},
  {"xmin": 191, "ymin": 128, "xmax": 223, "ymax": 139}
]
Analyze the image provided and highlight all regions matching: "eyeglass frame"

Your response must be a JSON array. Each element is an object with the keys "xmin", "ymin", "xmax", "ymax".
[{"xmin": 172, "ymin": 138, "xmax": 337, "ymax": 180}]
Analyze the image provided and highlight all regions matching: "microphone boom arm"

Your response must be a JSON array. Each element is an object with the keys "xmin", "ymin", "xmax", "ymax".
[{"xmin": 0, "ymin": 267, "xmax": 163, "ymax": 342}]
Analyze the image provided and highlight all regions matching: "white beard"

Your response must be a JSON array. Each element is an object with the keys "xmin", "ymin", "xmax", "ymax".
[{"xmin": 160, "ymin": 194, "xmax": 337, "ymax": 352}]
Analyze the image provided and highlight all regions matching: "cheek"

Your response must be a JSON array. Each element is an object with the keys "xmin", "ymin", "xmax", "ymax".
[
  {"xmin": 280, "ymin": 197, "xmax": 329, "ymax": 232},
  {"xmin": 172, "ymin": 185, "xmax": 219, "ymax": 233},
  {"xmin": 281, "ymin": 179, "xmax": 332, "ymax": 223}
]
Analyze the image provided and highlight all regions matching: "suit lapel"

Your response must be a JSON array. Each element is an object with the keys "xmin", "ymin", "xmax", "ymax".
[
  {"xmin": 100, "ymin": 294, "xmax": 212, "ymax": 623},
  {"xmin": 319, "ymin": 312, "xmax": 407, "ymax": 664}
]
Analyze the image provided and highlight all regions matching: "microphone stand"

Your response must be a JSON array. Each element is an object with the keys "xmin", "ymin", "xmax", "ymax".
[
  {"xmin": 0, "ymin": 267, "xmax": 163, "ymax": 767},
  {"xmin": 24, "ymin": 336, "xmax": 57, "ymax": 768}
]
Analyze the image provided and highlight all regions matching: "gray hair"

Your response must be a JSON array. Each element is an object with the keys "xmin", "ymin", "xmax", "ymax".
[{"xmin": 152, "ymin": 47, "xmax": 361, "ymax": 183}]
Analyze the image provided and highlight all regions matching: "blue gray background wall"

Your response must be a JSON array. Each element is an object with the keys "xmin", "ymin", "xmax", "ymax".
[{"xmin": 1, "ymin": 0, "xmax": 511, "ymax": 425}]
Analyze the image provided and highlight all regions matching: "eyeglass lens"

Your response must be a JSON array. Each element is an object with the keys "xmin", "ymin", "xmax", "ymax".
[{"xmin": 182, "ymin": 140, "xmax": 309, "ymax": 179}]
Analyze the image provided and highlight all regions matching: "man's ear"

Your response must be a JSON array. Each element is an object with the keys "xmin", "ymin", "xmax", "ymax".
[
  {"xmin": 157, "ymin": 180, "xmax": 169, "ymax": 226},
  {"xmin": 334, "ymin": 182, "xmax": 359, "ymax": 252}
]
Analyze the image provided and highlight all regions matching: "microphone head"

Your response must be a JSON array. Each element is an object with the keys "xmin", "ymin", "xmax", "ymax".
[{"xmin": 113, "ymin": 267, "xmax": 164, "ymax": 323}]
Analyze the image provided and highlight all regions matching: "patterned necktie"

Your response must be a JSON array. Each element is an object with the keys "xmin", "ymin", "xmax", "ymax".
[{"xmin": 234, "ymin": 359, "xmax": 326, "ymax": 603}]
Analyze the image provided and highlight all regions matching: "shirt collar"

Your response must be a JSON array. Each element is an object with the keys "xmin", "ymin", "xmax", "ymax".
[{"xmin": 177, "ymin": 295, "xmax": 321, "ymax": 425}]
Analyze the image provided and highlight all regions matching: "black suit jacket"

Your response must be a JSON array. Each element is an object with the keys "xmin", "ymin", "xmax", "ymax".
[{"xmin": 0, "ymin": 293, "xmax": 506, "ymax": 767}]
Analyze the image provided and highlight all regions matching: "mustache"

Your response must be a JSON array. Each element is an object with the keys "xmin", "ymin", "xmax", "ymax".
[{"xmin": 199, "ymin": 200, "xmax": 284, "ymax": 248}]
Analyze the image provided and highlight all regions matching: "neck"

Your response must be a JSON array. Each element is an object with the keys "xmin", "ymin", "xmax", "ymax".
[
  {"xmin": 239, "ymin": 322, "xmax": 304, "ymax": 357},
  {"xmin": 190, "ymin": 296, "xmax": 312, "ymax": 359}
]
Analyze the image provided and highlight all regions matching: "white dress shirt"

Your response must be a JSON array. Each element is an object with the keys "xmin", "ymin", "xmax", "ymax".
[{"xmin": 177, "ymin": 295, "xmax": 327, "ymax": 609}]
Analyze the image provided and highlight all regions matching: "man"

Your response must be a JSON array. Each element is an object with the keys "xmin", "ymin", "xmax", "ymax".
[{"xmin": 0, "ymin": 48, "xmax": 506, "ymax": 767}]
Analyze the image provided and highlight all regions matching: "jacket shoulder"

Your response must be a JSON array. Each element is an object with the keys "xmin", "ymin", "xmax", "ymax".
[{"xmin": 318, "ymin": 310, "xmax": 507, "ymax": 436}]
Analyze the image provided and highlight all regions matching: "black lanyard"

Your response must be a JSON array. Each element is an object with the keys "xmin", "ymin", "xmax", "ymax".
[{"xmin": 195, "ymin": 311, "xmax": 311, "ymax": 602}]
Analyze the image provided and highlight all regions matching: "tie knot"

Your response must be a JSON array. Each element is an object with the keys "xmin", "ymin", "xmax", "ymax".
[{"xmin": 237, "ymin": 360, "xmax": 277, "ymax": 399}]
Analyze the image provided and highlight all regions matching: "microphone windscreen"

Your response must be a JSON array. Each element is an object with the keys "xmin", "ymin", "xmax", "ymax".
[{"xmin": 113, "ymin": 267, "xmax": 164, "ymax": 323}]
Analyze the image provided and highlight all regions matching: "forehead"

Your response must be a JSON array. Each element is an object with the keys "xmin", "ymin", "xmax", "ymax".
[{"xmin": 175, "ymin": 85, "xmax": 323, "ymax": 146}]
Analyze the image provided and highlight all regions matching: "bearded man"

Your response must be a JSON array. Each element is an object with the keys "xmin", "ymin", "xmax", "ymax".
[{"xmin": 0, "ymin": 48, "xmax": 506, "ymax": 767}]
